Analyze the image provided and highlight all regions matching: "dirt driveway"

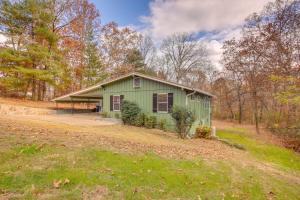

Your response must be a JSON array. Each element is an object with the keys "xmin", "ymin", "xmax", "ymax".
[{"xmin": 20, "ymin": 113, "xmax": 122, "ymax": 126}]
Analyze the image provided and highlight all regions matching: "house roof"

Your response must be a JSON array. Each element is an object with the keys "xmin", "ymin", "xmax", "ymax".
[{"xmin": 52, "ymin": 72, "xmax": 214, "ymax": 102}]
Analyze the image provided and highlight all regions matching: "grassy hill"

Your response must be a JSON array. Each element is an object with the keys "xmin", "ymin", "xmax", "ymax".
[{"xmin": 0, "ymin": 100, "xmax": 299, "ymax": 199}]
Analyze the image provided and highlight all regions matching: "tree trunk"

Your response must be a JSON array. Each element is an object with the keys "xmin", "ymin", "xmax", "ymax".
[
  {"xmin": 37, "ymin": 80, "xmax": 42, "ymax": 101},
  {"xmin": 252, "ymin": 91, "xmax": 260, "ymax": 134},
  {"xmin": 23, "ymin": 80, "xmax": 31, "ymax": 99},
  {"xmin": 42, "ymin": 81, "xmax": 46, "ymax": 101},
  {"xmin": 237, "ymin": 88, "xmax": 242, "ymax": 124},
  {"xmin": 259, "ymin": 101, "xmax": 264, "ymax": 122},
  {"xmin": 238, "ymin": 98, "xmax": 242, "ymax": 124},
  {"xmin": 32, "ymin": 78, "xmax": 36, "ymax": 101}
]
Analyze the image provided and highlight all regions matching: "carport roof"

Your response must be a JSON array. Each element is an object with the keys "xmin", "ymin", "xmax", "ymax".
[
  {"xmin": 52, "ymin": 92, "xmax": 103, "ymax": 103},
  {"xmin": 52, "ymin": 72, "xmax": 214, "ymax": 102}
]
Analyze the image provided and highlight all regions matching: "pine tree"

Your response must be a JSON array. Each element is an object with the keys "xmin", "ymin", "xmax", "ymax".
[
  {"xmin": 0, "ymin": 0, "xmax": 69, "ymax": 100},
  {"xmin": 124, "ymin": 49, "xmax": 145, "ymax": 72},
  {"xmin": 123, "ymin": 48, "xmax": 156, "ymax": 76},
  {"xmin": 83, "ymin": 22, "xmax": 106, "ymax": 87}
]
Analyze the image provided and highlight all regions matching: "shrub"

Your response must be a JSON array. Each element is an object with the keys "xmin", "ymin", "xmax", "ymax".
[
  {"xmin": 114, "ymin": 113, "xmax": 120, "ymax": 119},
  {"xmin": 195, "ymin": 126, "xmax": 212, "ymax": 139},
  {"xmin": 145, "ymin": 115, "xmax": 157, "ymax": 129},
  {"xmin": 121, "ymin": 100, "xmax": 141, "ymax": 125},
  {"xmin": 158, "ymin": 119, "xmax": 167, "ymax": 131},
  {"xmin": 171, "ymin": 106, "xmax": 195, "ymax": 138},
  {"xmin": 100, "ymin": 111, "xmax": 109, "ymax": 118},
  {"xmin": 134, "ymin": 112, "xmax": 146, "ymax": 127}
]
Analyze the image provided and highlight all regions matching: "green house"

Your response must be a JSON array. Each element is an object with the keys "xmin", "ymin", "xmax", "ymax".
[{"xmin": 53, "ymin": 72, "xmax": 213, "ymax": 132}]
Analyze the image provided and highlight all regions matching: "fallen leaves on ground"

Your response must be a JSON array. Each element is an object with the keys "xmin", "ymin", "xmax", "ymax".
[{"xmin": 53, "ymin": 178, "xmax": 70, "ymax": 189}]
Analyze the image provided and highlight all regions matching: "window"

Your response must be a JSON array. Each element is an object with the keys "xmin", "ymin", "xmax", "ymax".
[
  {"xmin": 133, "ymin": 77, "xmax": 141, "ymax": 88},
  {"xmin": 157, "ymin": 93, "xmax": 168, "ymax": 112},
  {"xmin": 113, "ymin": 95, "xmax": 120, "ymax": 111}
]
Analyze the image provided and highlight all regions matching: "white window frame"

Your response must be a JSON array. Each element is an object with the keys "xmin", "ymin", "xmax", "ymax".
[
  {"xmin": 157, "ymin": 93, "xmax": 168, "ymax": 113},
  {"xmin": 133, "ymin": 77, "xmax": 141, "ymax": 88},
  {"xmin": 113, "ymin": 95, "xmax": 121, "ymax": 111}
]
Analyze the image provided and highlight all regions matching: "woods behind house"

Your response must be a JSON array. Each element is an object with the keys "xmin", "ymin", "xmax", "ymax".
[
  {"xmin": 0, "ymin": 0, "xmax": 299, "ymax": 149},
  {"xmin": 217, "ymin": 0, "xmax": 300, "ymax": 150}
]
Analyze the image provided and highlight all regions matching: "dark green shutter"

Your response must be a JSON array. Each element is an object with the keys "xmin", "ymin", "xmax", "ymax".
[
  {"xmin": 168, "ymin": 93, "xmax": 173, "ymax": 113},
  {"xmin": 110, "ymin": 95, "xmax": 113, "ymax": 111},
  {"xmin": 120, "ymin": 95, "xmax": 124, "ymax": 109},
  {"xmin": 153, "ymin": 93, "xmax": 157, "ymax": 113}
]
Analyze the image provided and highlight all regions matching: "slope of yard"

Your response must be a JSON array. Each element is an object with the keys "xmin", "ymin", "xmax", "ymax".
[
  {"xmin": 217, "ymin": 129, "xmax": 300, "ymax": 172},
  {"xmin": 0, "ymin": 101, "xmax": 299, "ymax": 199},
  {"xmin": 0, "ymin": 137, "xmax": 299, "ymax": 199}
]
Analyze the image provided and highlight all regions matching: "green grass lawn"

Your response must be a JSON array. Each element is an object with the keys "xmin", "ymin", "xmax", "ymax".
[
  {"xmin": 0, "ymin": 139, "xmax": 300, "ymax": 199},
  {"xmin": 217, "ymin": 128, "xmax": 300, "ymax": 172}
]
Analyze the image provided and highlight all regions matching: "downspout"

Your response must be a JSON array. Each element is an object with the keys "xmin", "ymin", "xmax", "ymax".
[
  {"xmin": 186, "ymin": 90, "xmax": 197, "ymax": 138},
  {"xmin": 208, "ymin": 98, "xmax": 211, "ymax": 127},
  {"xmin": 186, "ymin": 90, "xmax": 196, "ymax": 106}
]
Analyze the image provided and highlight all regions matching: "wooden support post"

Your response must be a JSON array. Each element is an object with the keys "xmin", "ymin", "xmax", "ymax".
[
  {"xmin": 55, "ymin": 102, "xmax": 58, "ymax": 114},
  {"xmin": 71, "ymin": 98, "xmax": 74, "ymax": 115}
]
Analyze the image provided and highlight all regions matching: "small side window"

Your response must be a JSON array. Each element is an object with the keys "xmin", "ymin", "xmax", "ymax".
[{"xmin": 133, "ymin": 77, "xmax": 141, "ymax": 88}]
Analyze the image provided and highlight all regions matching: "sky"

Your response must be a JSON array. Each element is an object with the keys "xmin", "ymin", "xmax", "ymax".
[
  {"xmin": 92, "ymin": 0, "xmax": 271, "ymax": 69},
  {"xmin": 91, "ymin": 0, "xmax": 150, "ymax": 27}
]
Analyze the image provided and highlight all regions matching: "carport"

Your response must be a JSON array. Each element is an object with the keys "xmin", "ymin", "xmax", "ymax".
[{"xmin": 52, "ymin": 86, "xmax": 103, "ymax": 114}]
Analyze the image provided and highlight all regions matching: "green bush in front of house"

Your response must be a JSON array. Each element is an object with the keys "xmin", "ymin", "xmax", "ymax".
[
  {"xmin": 158, "ymin": 119, "xmax": 167, "ymax": 131},
  {"xmin": 171, "ymin": 106, "xmax": 195, "ymax": 138},
  {"xmin": 121, "ymin": 100, "xmax": 141, "ymax": 125},
  {"xmin": 145, "ymin": 115, "xmax": 157, "ymax": 129},
  {"xmin": 120, "ymin": 100, "xmax": 163, "ymax": 131},
  {"xmin": 134, "ymin": 112, "xmax": 146, "ymax": 127}
]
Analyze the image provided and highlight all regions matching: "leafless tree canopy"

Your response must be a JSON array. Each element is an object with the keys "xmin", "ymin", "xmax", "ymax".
[
  {"xmin": 158, "ymin": 33, "xmax": 213, "ymax": 86},
  {"xmin": 218, "ymin": 0, "xmax": 300, "ymax": 144}
]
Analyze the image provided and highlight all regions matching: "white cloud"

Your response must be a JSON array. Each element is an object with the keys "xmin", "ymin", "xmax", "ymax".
[
  {"xmin": 199, "ymin": 27, "xmax": 242, "ymax": 69},
  {"xmin": 141, "ymin": 0, "xmax": 270, "ymax": 69},
  {"xmin": 203, "ymin": 40, "xmax": 223, "ymax": 69},
  {"xmin": 143, "ymin": 0, "xmax": 269, "ymax": 39}
]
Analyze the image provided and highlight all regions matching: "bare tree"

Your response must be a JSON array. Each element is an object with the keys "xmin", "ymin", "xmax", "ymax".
[
  {"xmin": 222, "ymin": 39, "xmax": 248, "ymax": 124},
  {"xmin": 159, "ymin": 33, "xmax": 211, "ymax": 83},
  {"xmin": 220, "ymin": 0, "xmax": 300, "ymax": 137},
  {"xmin": 138, "ymin": 35, "xmax": 156, "ymax": 69}
]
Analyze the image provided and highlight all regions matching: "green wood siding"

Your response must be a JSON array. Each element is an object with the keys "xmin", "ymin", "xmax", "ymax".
[
  {"xmin": 100, "ymin": 76, "xmax": 211, "ymax": 131},
  {"xmin": 187, "ymin": 94, "xmax": 211, "ymax": 126}
]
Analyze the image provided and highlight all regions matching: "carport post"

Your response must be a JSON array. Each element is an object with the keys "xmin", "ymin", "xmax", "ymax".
[{"xmin": 71, "ymin": 98, "xmax": 74, "ymax": 115}]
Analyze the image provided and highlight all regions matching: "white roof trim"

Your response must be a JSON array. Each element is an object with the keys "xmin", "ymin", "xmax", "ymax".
[{"xmin": 52, "ymin": 72, "xmax": 214, "ymax": 101}]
